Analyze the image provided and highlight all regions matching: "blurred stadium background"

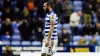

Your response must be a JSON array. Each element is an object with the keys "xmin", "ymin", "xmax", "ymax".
[{"xmin": 0, "ymin": 0, "xmax": 100, "ymax": 56}]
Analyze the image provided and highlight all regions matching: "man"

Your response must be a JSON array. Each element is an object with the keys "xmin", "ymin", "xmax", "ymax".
[
  {"xmin": 61, "ymin": 28, "xmax": 71, "ymax": 45},
  {"xmin": 78, "ymin": 37, "xmax": 86, "ymax": 45},
  {"xmin": 3, "ymin": 46, "xmax": 14, "ymax": 56},
  {"xmin": 89, "ymin": 36, "xmax": 98, "ymax": 45},
  {"xmin": 0, "ymin": 18, "xmax": 13, "ymax": 36},
  {"xmin": 83, "ymin": 1, "xmax": 92, "ymax": 24},
  {"xmin": 61, "ymin": 0, "xmax": 73, "ymax": 23},
  {"xmin": 41, "ymin": 2, "xmax": 58, "ymax": 56},
  {"xmin": 70, "ymin": 11, "xmax": 82, "ymax": 36}
]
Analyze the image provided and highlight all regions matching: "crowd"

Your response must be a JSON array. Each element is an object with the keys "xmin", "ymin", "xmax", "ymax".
[{"xmin": 0, "ymin": 0, "xmax": 100, "ymax": 46}]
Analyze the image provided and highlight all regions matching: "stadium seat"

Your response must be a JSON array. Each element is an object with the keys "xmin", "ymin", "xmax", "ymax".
[
  {"xmin": 73, "ymin": 41, "xmax": 78, "ymax": 45},
  {"xmin": 2, "ymin": 41, "xmax": 10, "ymax": 45},
  {"xmin": 63, "ymin": 24, "xmax": 70, "ymax": 29},
  {"xmin": 12, "ymin": 35, "xmax": 21, "ymax": 41},
  {"xmin": 84, "ymin": 35, "xmax": 92, "ymax": 41},
  {"xmin": 73, "ymin": 1, "xmax": 82, "ymax": 7},
  {"xmin": 57, "ymin": 24, "xmax": 62, "ymax": 29},
  {"xmin": 21, "ymin": 41, "xmax": 31, "ymax": 46},
  {"xmin": 11, "ymin": 41, "xmax": 21, "ymax": 45},
  {"xmin": 57, "ymin": 30, "xmax": 62, "ymax": 35},
  {"xmin": 74, "ymin": 7, "xmax": 82, "ymax": 12},
  {"xmin": 1, "ymin": 35, "xmax": 10, "ymax": 41},
  {"xmin": 12, "ymin": 22, "xmax": 19, "ymax": 29},
  {"xmin": 95, "ymin": 36, "xmax": 100, "ymax": 41},
  {"xmin": 78, "ymin": 24, "xmax": 83, "ymax": 29},
  {"xmin": 70, "ymin": 42, "xmax": 73, "ymax": 45},
  {"xmin": 78, "ymin": 24, "xmax": 83, "ymax": 32},
  {"xmin": 32, "ymin": 35, "xmax": 36, "ymax": 40},
  {"xmin": 73, "ymin": 35, "xmax": 82, "ymax": 41},
  {"xmin": 32, "ymin": 41, "xmax": 42, "ymax": 46},
  {"xmin": 0, "ymin": 41, "xmax": 2, "ymax": 45},
  {"xmin": 74, "ymin": 6, "xmax": 82, "ymax": 9},
  {"xmin": 86, "ymin": 41, "xmax": 89, "ymax": 45},
  {"xmin": 14, "ymin": 29, "xmax": 20, "ymax": 35},
  {"xmin": 12, "ymin": 22, "xmax": 20, "ymax": 34},
  {"xmin": 67, "ymin": 29, "xmax": 72, "ymax": 34}
]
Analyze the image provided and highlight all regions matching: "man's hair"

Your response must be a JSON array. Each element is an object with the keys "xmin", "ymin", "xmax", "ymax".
[{"xmin": 47, "ymin": 1, "xmax": 53, "ymax": 8}]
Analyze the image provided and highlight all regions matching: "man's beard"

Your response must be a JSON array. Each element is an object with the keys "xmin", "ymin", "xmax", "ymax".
[{"xmin": 44, "ymin": 9, "xmax": 49, "ymax": 14}]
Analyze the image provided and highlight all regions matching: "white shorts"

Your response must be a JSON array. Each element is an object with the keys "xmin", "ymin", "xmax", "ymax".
[{"xmin": 41, "ymin": 38, "xmax": 58, "ymax": 55}]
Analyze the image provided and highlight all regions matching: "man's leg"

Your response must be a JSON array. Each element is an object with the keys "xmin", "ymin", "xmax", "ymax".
[
  {"xmin": 47, "ymin": 39, "xmax": 58, "ymax": 56},
  {"xmin": 52, "ymin": 39, "xmax": 58, "ymax": 55},
  {"xmin": 41, "ymin": 42, "xmax": 48, "ymax": 56}
]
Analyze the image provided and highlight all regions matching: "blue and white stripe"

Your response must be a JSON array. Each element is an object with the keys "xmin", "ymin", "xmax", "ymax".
[{"xmin": 44, "ymin": 11, "xmax": 58, "ymax": 39}]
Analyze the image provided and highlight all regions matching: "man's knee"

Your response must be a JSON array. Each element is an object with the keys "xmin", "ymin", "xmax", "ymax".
[{"xmin": 41, "ymin": 53, "xmax": 46, "ymax": 56}]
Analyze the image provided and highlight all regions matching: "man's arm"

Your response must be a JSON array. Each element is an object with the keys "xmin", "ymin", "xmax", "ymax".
[
  {"xmin": 47, "ymin": 15, "xmax": 55, "ymax": 41},
  {"xmin": 47, "ymin": 24, "xmax": 54, "ymax": 41},
  {"xmin": 45, "ymin": 14, "xmax": 56, "ymax": 47}
]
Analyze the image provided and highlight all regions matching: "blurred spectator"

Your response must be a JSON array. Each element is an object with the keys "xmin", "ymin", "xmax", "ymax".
[
  {"xmin": 96, "ymin": 9, "xmax": 100, "ymax": 24},
  {"xmin": 3, "ymin": 46, "xmax": 14, "ymax": 56},
  {"xmin": 83, "ymin": 23, "xmax": 93, "ymax": 35},
  {"xmin": 32, "ymin": 19, "xmax": 43, "ymax": 42},
  {"xmin": 16, "ymin": 0, "xmax": 25, "ymax": 11},
  {"xmin": 0, "ymin": 0, "xmax": 4, "ymax": 11},
  {"xmin": 60, "ymin": 28, "xmax": 71, "ymax": 45},
  {"xmin": 0, "ymin": 18, "xmax": 13, "ymax": 36},
  {"xmin": 54, "ymin": 0, "xmax": 62, "ymax": 22},
  {"xmin": 18, "ymin": 19, "xmax": 32, "ymax": 41},
  {"xmin": 3, "ymin": 0, "xmax": 11, "ymax": 8},
  {"xmin": 23, "ymin": 7, "xmax": 33, "ymax": 22},
  {"xmin": 86, "ymin": 0, "xmax": 96, "ymax": 12},
  {"xmin": 1, "ymin": 7, "xmax": 14, "ymax": 21},
  {"xmin": 27, "ymin": 1, "xmax": 34, "ymax": 11},
  {"xmin": 37, "ymin": 0, "xmax": 46, "ymax": 18},
  {"xmin": 23, "ymin": 7, "xmax": 29, "ymax": 18},
  {"xmin": 96, "ymin": 1, "xmax": 100, "ymax": 23},
  {"xmin": 54, "ymin": 0, "xmax": 62, "ymax": 23},
  {"xmin": 83, "ymin": 1, "xmax": 92, "ymax": 24},
  {"xmin": 96, "ymin": 0, "xmax": 100, "ymax": 12},
  {"xmin": 89, "ymin": 36, "xmax": 98, "ymax": 45},
  {"xmin": 94, "ymin": 23, "xmax": 100, "ymax": 35},
  {"xmin": 61, "ymin": 0, "xmax": 73, "ymax": 23},
  {"xmin": 78, "ymin": 37, "xmax": 86, "ymax": 45},
  {"xmin": 70, "ymin": 11, "xmax": 82, "ymax": 36}
]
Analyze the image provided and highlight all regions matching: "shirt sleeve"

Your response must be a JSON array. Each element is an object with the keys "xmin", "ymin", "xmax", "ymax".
[{"xmin": 50, "ymin": 14, "xmax": 56, "ymax": 25}]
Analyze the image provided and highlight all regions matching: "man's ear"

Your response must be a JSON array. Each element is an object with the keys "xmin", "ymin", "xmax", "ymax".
[{"xmin": 48, "ymin": 5, "xmax": 50, "ymax": 9}]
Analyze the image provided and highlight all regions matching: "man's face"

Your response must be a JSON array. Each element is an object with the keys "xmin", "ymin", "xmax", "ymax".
[
  {"xmin": 6, "ymin": 18, "xmax": 11, "ymax": 24},
  {"xmin": 43, "ymin": 3, "xmax": 47, "ymax": 11},
  {"xmin": 78, "ymin": 11, "xmax": 82, "ymax": 16},
  {"xmin": 43, "ymin": 3, "xmax": 49, "ymax": 13}
]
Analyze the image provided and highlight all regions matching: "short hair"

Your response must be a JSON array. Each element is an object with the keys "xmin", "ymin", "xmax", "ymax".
[{"xmin": 47, "ymin": 1, "xmax": 53, "ymax": 8}]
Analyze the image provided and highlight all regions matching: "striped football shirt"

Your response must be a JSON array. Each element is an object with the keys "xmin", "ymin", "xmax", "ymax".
[{"xmin": 44, "ymin": 10, "xmax": 58, "ymax": 39}]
